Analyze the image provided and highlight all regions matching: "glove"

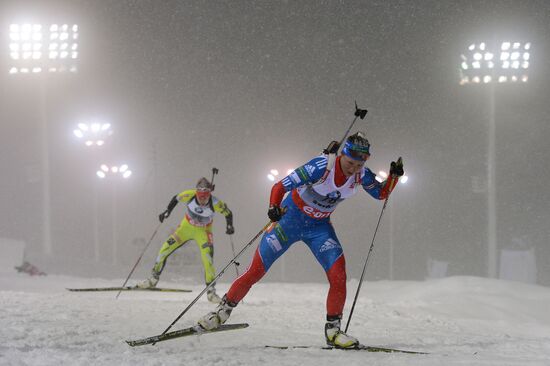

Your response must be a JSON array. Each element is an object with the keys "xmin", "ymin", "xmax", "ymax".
[
  {"xmin": 226, "ymin": 224, "xmax": 235, "ymax": 235},
  {"xmin": 389, "ymin": 157, "xmax": 404, "ymax": 177},
  {"xmin": 158, "ymin": 210, "xmax": 170, "ymax": 223},
  {"xmin": 354, "ymin": 104, "xmax": 368, "ymax": 119},
  {"xmin": 268, "ymin": 205, "xmax": 283, "ymax": 222},
  {"xmin": 324, "ymin": 140, "xmax": 340, "ymax": 155}
]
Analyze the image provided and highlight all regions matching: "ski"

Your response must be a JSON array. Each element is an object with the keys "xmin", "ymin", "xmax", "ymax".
[
  {"xmin": 126, "ymin": 323, "xmax": 249, "ymax": 347},
  {"xmin": 66, "ymin": 286, "xmax": 191, "ymax": 293},
  {"xmin": 265, "ymin": 344, "xmax": 427, "ymax": 354}
]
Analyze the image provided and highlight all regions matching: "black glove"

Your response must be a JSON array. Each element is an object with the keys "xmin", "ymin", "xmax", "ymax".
[
  {"xmin": 158, "ymin": 210, "xmax": 170, "ymax": 223},
  {"xmin": 268, "ymin": 205, "xmax": 283, "ymax": 222},
  {"xmin": 323, "ymin": 140, "xmax": 340, "ymax": 155},
  {"xmin": 390, "ymin": 157, "xmax": 404, "ymax": 177},
  {"xmin": 226, "ymin": 224, "xmax": 235, "ymax": 235},
  {"xmin": 354, "ymin": 102, "xmax": 368, "ymax": 119}
]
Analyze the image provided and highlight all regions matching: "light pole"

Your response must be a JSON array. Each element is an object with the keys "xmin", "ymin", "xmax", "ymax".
[
  {"xmin": 8, "ymin": 22, "xmax": 79, "ymax": 257},
  {"xmin": 377, "ymin": 171, "xmax": 408, "ymax": 280},
  {"xmin": 73, "ymin": 121, "xmax": 113, "ymax": 262},
  {"xmin": 266, "ymin": 168, "xmax": 294, "ymax": 182},
  {"xmin": 459, "ymin": 40, "xmax": 530, "ymax": 278},
  {"xmin": 97, "ymin": 164, "xmax": 132, "ymax": 266}
]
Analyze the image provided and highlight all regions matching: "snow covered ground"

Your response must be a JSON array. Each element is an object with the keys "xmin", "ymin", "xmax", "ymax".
[{"xmin": 1, "ymin": 273, "xmax": 549, "ymax": 366}]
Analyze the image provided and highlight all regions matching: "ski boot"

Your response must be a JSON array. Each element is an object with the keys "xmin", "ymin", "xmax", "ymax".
[
  {"xmin": 324, "ymin": 315, "xmax": 359, "ymax": 349},
  {"xmin": 136, "ymin": 274, "xmax": 159, "ymax": 289},
  {"xmin": 198, "ymin": 295, "xmax": 237, "ymax": 330},
  {"xmin": 206, "ymin": 286, "xmax": 222, "ymax": 304}
]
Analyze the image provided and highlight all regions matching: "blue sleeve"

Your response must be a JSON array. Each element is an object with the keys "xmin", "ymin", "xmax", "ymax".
[
  {"xmin": 280, "ymin": 155, "xmax": 328, "ymax": 192},
  {"xmin": 361, "ymin": 167, "xmax": 385, "ymax": 200}
]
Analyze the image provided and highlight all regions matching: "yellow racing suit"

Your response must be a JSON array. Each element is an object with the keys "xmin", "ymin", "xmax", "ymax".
[{"xmin": 151, "ymin": 189, "xmax": 233, "ymax": 285}]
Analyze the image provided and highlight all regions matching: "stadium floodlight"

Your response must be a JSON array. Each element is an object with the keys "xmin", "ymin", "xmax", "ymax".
[
  {"xmin": 266, "ymin": 168, "xmax": 294, "ymax": 182},
  {"xmin": 119, "ymin": 164, "xmax": 132, "ymax": 178},
  {"xmin": 459, "ymin": 41, "xmax": 531, "ymax": 85},
  {"xmin": 458, "ymin": 39, "xmax": 531, "ymax": 278},
  {"xmin": 73, "ymin": 122, "xmax": 113, "ymax": 147},
  {"xmin": 10, "ymin": 23, "xmax": 79, "ymax": 259},
  {"xmin": 96, "ymin": 164, "xmax": 132, "ymax": 179},
  {"xmin": 377, "ymin": 170, "xmax": 408, "ymax": 184},
  {"xmin": 267, "ymin": 168, "xmax": 279, "ymax": 182},
  {"xmin": 8, "ymin": 22, "xmax": 79, "ymax": 74}
]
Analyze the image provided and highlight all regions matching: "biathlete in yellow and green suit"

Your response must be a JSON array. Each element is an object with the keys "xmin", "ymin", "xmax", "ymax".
[{"xmin": 137, "ymin": 177, "xmax": 234, "ymax": 303}]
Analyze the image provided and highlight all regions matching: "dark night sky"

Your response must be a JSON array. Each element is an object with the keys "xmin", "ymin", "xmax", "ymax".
[{"xmin": 1, "ymin": 1, "xmax": 549, "ymax": 284}]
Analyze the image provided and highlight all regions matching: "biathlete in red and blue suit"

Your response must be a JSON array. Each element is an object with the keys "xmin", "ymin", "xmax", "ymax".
[{"xmin": 198, "ymin": 132, "xmax": 405, "ymax": 349}]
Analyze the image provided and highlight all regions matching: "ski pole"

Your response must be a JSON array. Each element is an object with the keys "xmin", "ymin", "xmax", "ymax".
[
  {"xmin": 211, "ymin": 167, "xmax": 238, "ymax": 274},
  {"xmin": 229, "ymin": 234, "xmax": 240, "ymax": 277},
  {"xmin": 229, "ymin": 234, "xmax": 245, "ymax": 304},
  {"xmin": 337, "ymin": 102, "xmax": 368, "ymax": 149},
  {"xmin": 325, "ymin": 102, "xmax": 368, "ymax": 156},
  {"xmin": 116, "ymin": 221, "xmax": 163, "ymax": 299},
  {"xmin": 153, "ymin": 221, "xmax": 272, "ymax": 345},
  {"xmin": 344, "ymin": 197, "xmax": 390, "ymax": 332}
]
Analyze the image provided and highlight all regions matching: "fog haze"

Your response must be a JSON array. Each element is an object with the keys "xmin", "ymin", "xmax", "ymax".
[{"xmin": 1, "ymin": 0, "xmax": 549, "ymax": 285}]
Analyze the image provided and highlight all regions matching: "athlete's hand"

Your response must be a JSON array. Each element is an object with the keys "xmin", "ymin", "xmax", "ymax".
[
  {"xmin": 226, "ymin": 224, "xmax": 235, "ymax": 235},
  {"xmin": 390, "ymin": 157, "xmax": 404, "ymax": 177},
  {"xmin": 268, "ymin": 205, "xmax": 283, "ymax": 222},
  {"xmin": 158, "ymin": 210, "xmax": 170, "ymax": 223},
  {"xmin": 354, "ymin": 106, "xmax": 368, "ymax": 119}
]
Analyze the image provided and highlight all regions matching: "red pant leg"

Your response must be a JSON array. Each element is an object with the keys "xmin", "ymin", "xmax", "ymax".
[
  {"xmin": 326, "ymin": 255, "xmax": 346, "ymax": 317},
  {"xmin": 226, "ymin": 248, "xmax": 266, "ymax": 303}
]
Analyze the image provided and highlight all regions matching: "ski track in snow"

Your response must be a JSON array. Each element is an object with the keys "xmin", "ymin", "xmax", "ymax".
[{"xmin": 1, "ymin": 274, "xmax": 550, "ymax": 366}]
